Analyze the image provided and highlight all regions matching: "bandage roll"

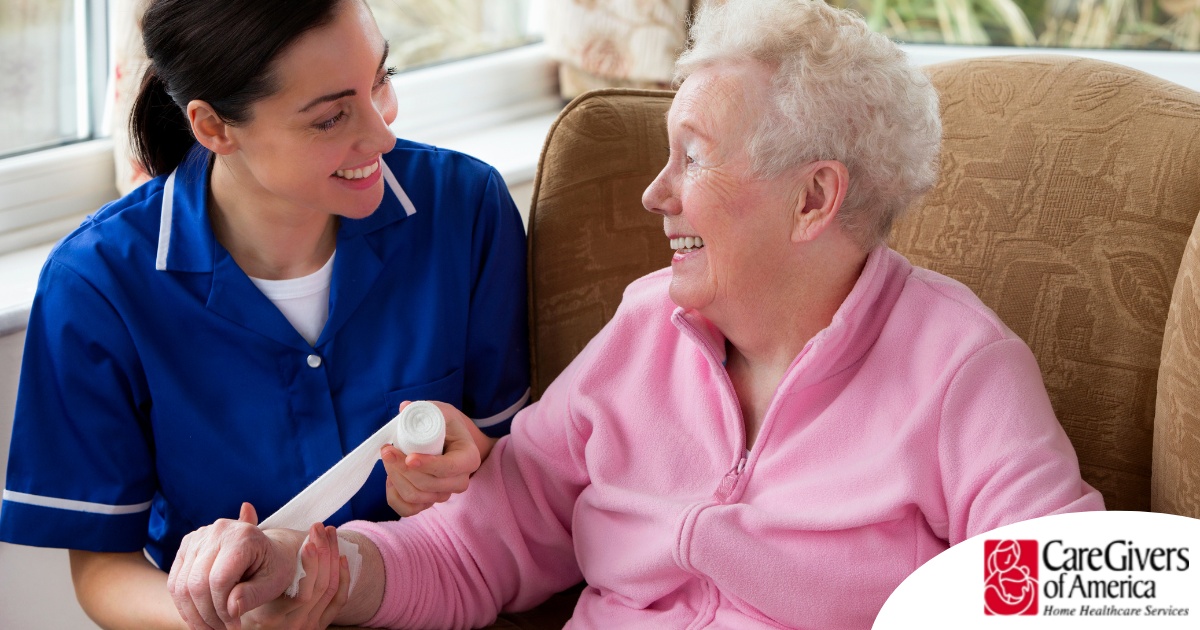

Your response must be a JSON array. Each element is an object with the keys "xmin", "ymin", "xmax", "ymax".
[
  {"xmin": 260, "ymin": 401, "xmax": 447, "ymax": 597},
  {"xmin": 392, "ymin": 401, "xmax": 446, "ymax": 456},
  {"xmin": 260, "ymin": 401, "xmax": 447, "ymax": 530}
]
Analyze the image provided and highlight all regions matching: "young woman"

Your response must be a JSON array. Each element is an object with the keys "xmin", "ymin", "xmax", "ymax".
[{"xmin": 0, "ymin": 0, "xmax": 529, "ymax": 627}]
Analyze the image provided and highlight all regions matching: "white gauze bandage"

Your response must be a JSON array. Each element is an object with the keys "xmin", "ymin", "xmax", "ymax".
[{"xmin": 259, "ymin": 401, "xmax": 446, "ymax": 597}]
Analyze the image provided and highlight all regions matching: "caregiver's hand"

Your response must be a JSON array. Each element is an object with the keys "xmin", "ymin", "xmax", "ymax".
[
  {"xmin": 381, "ymin": 400, "xmax": 495, "ymax": 517},
  {"xmin": 168, "ymin": 503, "xmax": 345, "ymax": 629}
]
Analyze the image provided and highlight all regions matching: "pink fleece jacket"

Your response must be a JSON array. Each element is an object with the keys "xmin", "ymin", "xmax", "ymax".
[{"xmin": 344, "ymin": 247, "xmax": 1103, "ymax": 629}]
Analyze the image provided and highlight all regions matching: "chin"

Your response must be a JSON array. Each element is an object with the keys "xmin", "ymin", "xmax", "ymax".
[
  {"xmin": 339, "ymin": 187, "xmax": 386, "ymax": 219},
  {"xmin": 667, "ymin": 278, "xmax": 712, "ymax": 312}
]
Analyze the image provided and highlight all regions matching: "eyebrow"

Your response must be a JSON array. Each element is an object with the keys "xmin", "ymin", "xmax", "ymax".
[
  {"xmin": 298, "ymin": 42, "xmax": 390, "ymax": 113},
  {"xmin": 672, "ymin": 116, "xmax": 713, "ymax": 144}
]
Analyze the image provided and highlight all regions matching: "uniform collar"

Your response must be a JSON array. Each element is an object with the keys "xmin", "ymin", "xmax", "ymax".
[
  {"xmin": 154, "ymin": 141, "xmax": 417, "ymax": 273},
  {"xmin": 672, "ymin": 246, "xmax": 911, "ymax": 390}
]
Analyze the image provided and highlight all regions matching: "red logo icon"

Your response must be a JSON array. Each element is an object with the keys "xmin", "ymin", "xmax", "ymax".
[{"xmin": 985, "ymin": 539, "xmax": 1039, "ymax": 615}]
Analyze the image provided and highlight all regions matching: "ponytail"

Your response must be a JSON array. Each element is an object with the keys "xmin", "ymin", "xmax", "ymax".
[{"xmin": 129, "ymin": 67, "xmax": 194, "ymax": 178}]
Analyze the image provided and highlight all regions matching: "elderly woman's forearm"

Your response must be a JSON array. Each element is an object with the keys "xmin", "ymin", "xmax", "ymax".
[{"xmin": 69, "ymin": 550, "xmax": 188, "ymax": 630}]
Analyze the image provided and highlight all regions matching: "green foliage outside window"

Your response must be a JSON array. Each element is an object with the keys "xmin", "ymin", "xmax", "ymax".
[{"xmin": 830, "ymin": 0, "xmax": 1200, "ymax": 49}]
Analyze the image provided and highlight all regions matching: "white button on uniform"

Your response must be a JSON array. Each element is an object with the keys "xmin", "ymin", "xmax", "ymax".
[{"xmin": 306, "ymin": 354, "xmax": 322, "ymax": 368}]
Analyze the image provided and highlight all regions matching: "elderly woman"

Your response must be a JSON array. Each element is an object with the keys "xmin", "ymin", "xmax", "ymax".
[{"xmin": 170, "ymin": 0, "xmax": 1103, "ymax": 627}]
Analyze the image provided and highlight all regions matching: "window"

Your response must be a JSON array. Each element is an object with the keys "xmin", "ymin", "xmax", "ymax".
[
  {"xmin": 831, "ymin": 0, "xmax": 1200, "ymax": 50},
  {"xmin": 0, "ymin": 0, "xmax": 106, "ymax": 158},
  {"xmin": 0, "ymin": 0, "xmax": 551, "ymax": 257},
  {"xmin": 367, "ymin": 0, "xmax": 542, "ymax": 70}
]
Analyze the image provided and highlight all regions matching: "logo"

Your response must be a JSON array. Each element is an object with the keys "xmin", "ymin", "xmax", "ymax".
[{"xmin": 985, "ymin": 539, "xmax": 1039, "ymax": 615}]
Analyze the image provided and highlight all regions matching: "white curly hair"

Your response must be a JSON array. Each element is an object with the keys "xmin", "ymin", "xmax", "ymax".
[{"xmin": 675, "ymin": 0, "xmax": 942, "ymax": 248}]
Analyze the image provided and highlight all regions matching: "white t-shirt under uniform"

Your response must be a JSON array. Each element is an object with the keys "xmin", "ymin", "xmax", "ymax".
[{"xmin": 248, "ymin": 252, "xmax": 335, "ymax": 346}]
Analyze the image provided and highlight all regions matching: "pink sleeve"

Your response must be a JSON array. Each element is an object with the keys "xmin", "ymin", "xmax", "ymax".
[
  {"xmin": 937, "ymin": 338, "xmax": 1105, "ymax": 544},
  {"xmin": 342, "ymin": 357, "xmax": 592, "ymax": 629}
]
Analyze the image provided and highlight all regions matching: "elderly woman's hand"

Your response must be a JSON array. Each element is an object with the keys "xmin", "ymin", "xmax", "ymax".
[
  {"xmin": 381, "ymin": 400, "xmax": 495, "ymax": 517},
  {"xmin": 168, "ymin": 503, "xmax": 347, "ymax": 630}
]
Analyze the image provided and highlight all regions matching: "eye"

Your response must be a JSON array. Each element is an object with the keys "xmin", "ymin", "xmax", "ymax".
[
  {"xmin": 315, "ymin": 111, "xmax": 347, "ymax": 132},
  {"xmin": 686, "ymin": 154, "xmax": 696, "ymax": 164},
  {"xmin": 375, "ymin": 66, "xmax": 397, "ymax": 89}
]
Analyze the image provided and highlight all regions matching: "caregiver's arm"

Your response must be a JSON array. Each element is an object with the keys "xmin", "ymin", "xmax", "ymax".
[{"xmin": 71, "ymin": 550, "xmax": 188, "ymax": 629}]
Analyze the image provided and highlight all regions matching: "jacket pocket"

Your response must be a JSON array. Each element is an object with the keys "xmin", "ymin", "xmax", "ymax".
[{"xmin": 383, "ymin": 368, "xmax": 464, "ymax": 416}]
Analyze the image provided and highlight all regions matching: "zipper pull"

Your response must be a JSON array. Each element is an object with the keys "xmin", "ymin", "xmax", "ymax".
[{"xmin": 715, "ymin": 456, "xmax": 748, "ymax": 499}]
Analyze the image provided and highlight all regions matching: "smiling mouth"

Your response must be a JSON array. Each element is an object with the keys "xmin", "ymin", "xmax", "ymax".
[
  {"xmin": 670, "ymin": 236, "xmax": 705, "ymax": 253},
  {"xmin": 333, "ymin": 160, "xmax": 379, "ymax": 180}
]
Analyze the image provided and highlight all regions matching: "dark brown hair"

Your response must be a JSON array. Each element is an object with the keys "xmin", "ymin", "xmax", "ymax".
[{"xmin": 130, "ymin": 0, "xmax": 343, "ymax": 176}]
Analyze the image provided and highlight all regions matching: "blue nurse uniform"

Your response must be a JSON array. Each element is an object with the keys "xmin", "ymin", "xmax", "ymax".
[{"xmin": 0, "ymin": 139, "xmax": 530, "ymax": 569}]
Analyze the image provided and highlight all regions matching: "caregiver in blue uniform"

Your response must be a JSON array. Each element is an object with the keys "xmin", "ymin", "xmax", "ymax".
[{"xmin": 0, "ymin": 0, "xmax": 530, "ymax": 627}]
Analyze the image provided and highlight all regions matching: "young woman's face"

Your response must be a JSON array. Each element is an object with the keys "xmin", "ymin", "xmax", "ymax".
[{"xmin": 221, "ymin": 0, "xmax": 398, "ymax": 220}]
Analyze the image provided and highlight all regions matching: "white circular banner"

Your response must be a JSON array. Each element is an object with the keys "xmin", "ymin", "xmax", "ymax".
[{"xmin": 875, "ymin": 511, "xmax": 1200, "ymax": 628}]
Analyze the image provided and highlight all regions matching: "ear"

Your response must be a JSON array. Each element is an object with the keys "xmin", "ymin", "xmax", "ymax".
[
  {"xmin": 791, "ymin": 160, "xmax": 849, "ymax": 243},
  {"xmin": 186, "ymin": 100, "xmax": 238, "ymax": 155}
]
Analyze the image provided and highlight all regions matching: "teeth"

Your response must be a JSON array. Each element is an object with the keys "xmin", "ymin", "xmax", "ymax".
[
  {"xmin": 669, "ymin": 236, "xmax": 705, "ymax": 251},
  {"xmin": 335, "ymin": 160, "xmax": 380, "ymax": 180}
]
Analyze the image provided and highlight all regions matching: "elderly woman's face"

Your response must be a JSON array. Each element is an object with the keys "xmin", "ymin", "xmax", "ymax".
[{"xmin": 642, "ymin": 62, "xmax": 800, "ymax": 319}]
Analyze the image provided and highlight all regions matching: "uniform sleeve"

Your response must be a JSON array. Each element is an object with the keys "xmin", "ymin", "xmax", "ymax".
[
  {"xmin": 0, "ymin": 258, "xmax": 155, "ymax": 553},
  {"xmin": 937, "ymin": 337, "xmax": 1105, "ymax": 544},
  {"xmin": 461, "ymin": 168, "xmax": 530, "ymax": 437},
  {"xmin": 343, "ymin": 336, "xmax": 593, "ymax": 629}
]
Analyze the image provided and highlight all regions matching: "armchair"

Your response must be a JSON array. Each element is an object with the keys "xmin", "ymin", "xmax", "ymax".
[
  {"xmin": 527, "ymin": 54, "xmax": 1200, "ymax": 516},
  {"xmin": 481, "ymin": 53, "xmax": 1200, "ymax": 630}
]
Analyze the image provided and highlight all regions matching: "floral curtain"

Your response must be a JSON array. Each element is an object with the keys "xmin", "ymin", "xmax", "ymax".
[
  {"xmin": 109, "ymin": 0, "xmax": 151, "ymax": 195},
  {"xmin": 546, "ymin": 0, "xmax": 693, "ymax": 98}
]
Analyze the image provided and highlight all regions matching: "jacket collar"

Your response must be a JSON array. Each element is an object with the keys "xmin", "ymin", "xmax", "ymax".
[
  {"xmin": 672, "ymin": 246, "xmax": 911, "ymax": 390},
  {"xmin": 154, "ymin": 141, "xmax": 415, "ymax": 273}
]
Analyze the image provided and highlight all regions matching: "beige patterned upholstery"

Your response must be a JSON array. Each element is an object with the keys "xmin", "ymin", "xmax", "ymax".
[
  {"xmin": 1154, "ymin": 219, "xmax": 1200, "ymax": 515},
  {"xmin": 527, "ymin": 89, "xmax": 675, "ymax": 400},
  {"xmin": 527, "ymin": 57, "xmax": 1200, "ymax": 517},
  {"xmin": 891, "ymin": 55, "xmax": 1200, "ymax": 512}
]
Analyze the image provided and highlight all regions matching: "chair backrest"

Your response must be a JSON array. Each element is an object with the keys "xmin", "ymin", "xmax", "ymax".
[
  {"xmin": 526, "ymin": 89, "xmax": 674, "ymax": 400},
  {"xmin": 527, "ymin": 57, "xmax": 1200, "ymax": 513},
  {"xmin": 889, "ymin": 55, "xmax": 1200, "ymax": 512},
  {"xmin": 1154, "ymin": 217, "xmax": 1200, "ymax": 516}
]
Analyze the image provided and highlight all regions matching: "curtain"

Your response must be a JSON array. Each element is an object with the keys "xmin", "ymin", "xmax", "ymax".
[
  {"xmin": 109, "ymin": 0, "xmax": 151, "ymax": 196},
  {"xmin": 546, "ymin": 0, "xmax": 693, "ymax": 98}
]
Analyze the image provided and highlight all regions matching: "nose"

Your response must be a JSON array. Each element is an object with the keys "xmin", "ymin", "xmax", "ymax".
[
  {"xmin": 356, "ymin": 88, "xmax": 398, "ymax": 156},
  {"xmin": 642, "ymin": 160, "xmax": 681, "ymax": 217}
]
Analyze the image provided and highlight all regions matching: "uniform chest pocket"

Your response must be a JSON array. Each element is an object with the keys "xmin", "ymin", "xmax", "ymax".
[{"xmin": 383, "ymin": 368, "xmax": 464, "ymax": 416}]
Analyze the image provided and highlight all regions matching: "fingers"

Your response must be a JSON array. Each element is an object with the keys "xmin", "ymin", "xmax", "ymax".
[
  {"xmin": 226, "ymin": 530, "xmax": 300, "ymax": 620},
  {"xmin": 170, "ymin": 529, "xmax": 212, "ymax": 629},
  {"xmin": 286, "ymin": 525, "xmax": 343, "ymax": 629},
  {"xmin": 313, "ymin": 527, "xmax": 343, "ymax": 616},
  {"xmin": 238, "ymin": 502, "xmax": 258, "ymax": 526},
  {"xmin": 383, "ymin": 446, "xmax": 469, "ymax": 493},
  {"xmin": 385, "ymin": 476, "xmax": 436, "ymax": 517},
  {"xmin": 169, "ymin": 519, "xmax": 267, "ymax": 630},
  {"xmin": 319, "ymin": 556, "xmax": 351, "ymax": 628}
]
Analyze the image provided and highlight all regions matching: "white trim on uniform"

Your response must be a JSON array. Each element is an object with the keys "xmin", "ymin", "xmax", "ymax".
[
  {"xmin": 154, "ymin": 169, "xmax": 177, "ymax": 271},
  {"xmin": 380, "ymin": 160, "xmax": 416, "ymax": 217},
  {"xmin": 2, "ymin": 489, "xmax": 152, "ymax": 516},
  {"xmin": 473, "ymin": 387, "xmax": 531, "ymax": 428}
]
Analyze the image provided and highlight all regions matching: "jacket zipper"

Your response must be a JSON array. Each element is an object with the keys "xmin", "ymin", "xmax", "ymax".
[{"xmin": 715, "ymin": 455, "xmax": 747, "ymax": 499}]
